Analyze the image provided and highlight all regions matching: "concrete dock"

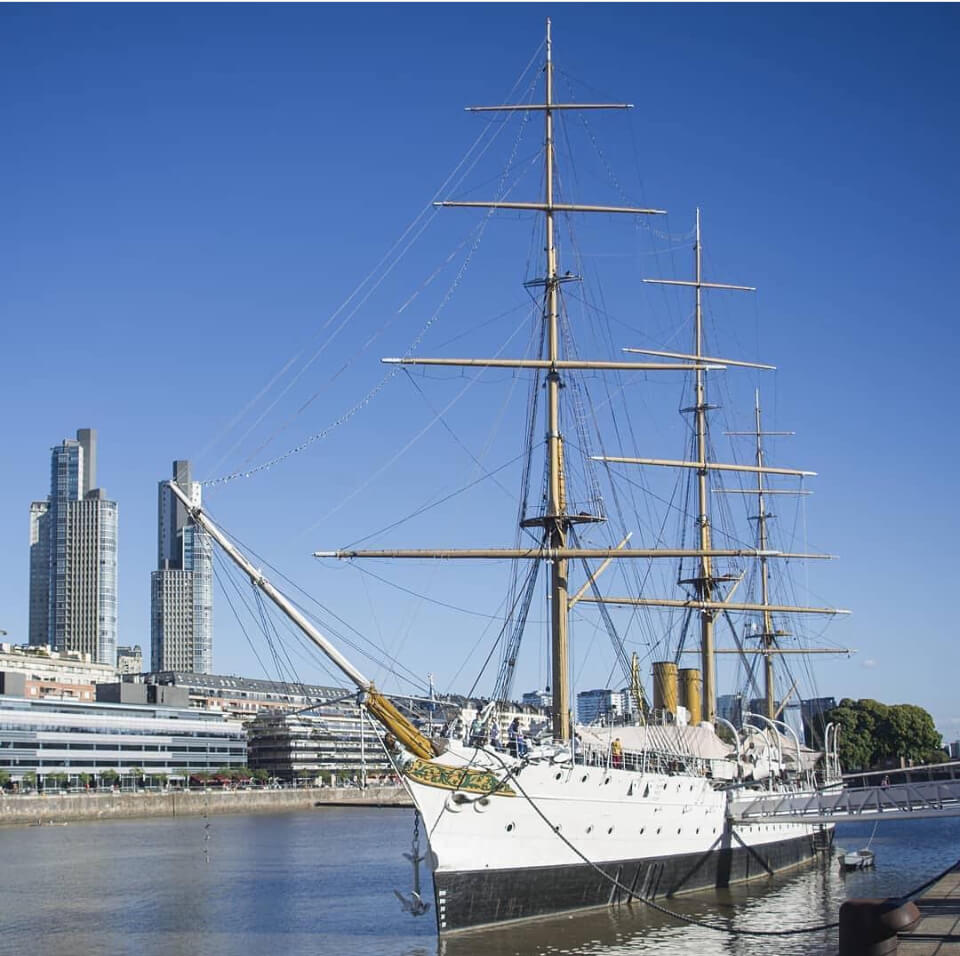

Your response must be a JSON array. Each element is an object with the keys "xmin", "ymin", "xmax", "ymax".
[
  {"xmin": 898, "ymin": 863, "xmax": 960, "ymax": 955},
  {"xmin": 0, "ymin": 784, "xmax": 411, "ymax": 825}
]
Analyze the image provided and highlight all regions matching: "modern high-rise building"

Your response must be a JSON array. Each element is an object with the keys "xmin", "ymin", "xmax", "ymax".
[
  {"xmin": 150, "ymin": 461, "xmax": 213, "ymax": 674},
  {"xmin": 28, "ymin": 429, "xmax": 118, "ymax": 666},
  {"xmin": 576, "ymin": 687, "xmax": 627, "ymax": 725},
  {"xmin": 801, "ymin": 696, "xmax": 838, "ymax": 748},
  {"xmin": 716, "ymin": 694, "xmax": 743, "ymax": 728}
]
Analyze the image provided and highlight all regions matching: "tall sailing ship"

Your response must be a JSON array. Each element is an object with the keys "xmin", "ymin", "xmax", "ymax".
[{"xmin": 173, "ymin": 21, "xmax": 850, "ymax": 935}]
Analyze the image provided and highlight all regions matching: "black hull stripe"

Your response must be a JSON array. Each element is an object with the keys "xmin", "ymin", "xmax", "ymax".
[{"xmin": 434, "ymin": 830, "xmax": 821, "ymax": 933}]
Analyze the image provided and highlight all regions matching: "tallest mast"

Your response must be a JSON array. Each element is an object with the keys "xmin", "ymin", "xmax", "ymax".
[
  {"xmin": 543, "ymin": 18, "xmax": 572, "ymax": 742},
  {"xmin": 691, "ymin": 210, "xmax": 717, "ymax": 723},
  {"xmin": 326, "ymin": 24, "xmax": 684, "ymax": 743}
]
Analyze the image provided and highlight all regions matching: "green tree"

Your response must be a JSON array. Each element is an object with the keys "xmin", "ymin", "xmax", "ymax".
[
  {"xmin": 883, "ymin": 704, "xmax": 943, "ymax": 764},
  {"xmin": 0, "ymin": 770, "xmax": 10, "ymax": 790},
  {"xmin": 100, "ymin": 770, "xmax": 119, "ymax": 788},
  {"xmin": 252, "ymin": 769, "xmax": 269, "ymax": 784},
  {"xmin": 826, "ymin": 698, "xmax": 944, "ymax": 770},
  {"xmin": 23, "ymin": 771, "xmax": 37, "ymax": 792}
]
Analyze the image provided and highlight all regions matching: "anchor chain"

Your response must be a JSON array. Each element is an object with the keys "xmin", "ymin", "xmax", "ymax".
[{"xmin": 394, "ymin": 811, "xmax": 431, "ymax": 917}]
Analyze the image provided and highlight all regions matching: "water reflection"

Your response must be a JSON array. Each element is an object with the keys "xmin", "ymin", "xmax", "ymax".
[
  {"xmin": 436, "ymin": 859, "xmax": 842, "ymax": 956},
  {"xmin": 0, "ymin": 810, "xmax": 956, "ymax": 956},
  {"xmin": 436, "ymin": 819, "xmax": 960, "ymax": 956}
]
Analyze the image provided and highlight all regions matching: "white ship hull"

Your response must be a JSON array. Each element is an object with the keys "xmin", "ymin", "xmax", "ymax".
[{"xmin": 406, "ymin": 751, "xmax": 829, "ymax": 933}]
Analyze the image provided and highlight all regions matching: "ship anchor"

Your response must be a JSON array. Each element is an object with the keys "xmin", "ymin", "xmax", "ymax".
[{"xmin": 395, "ymin": 812, "xmax": 431, "ymax": 917}]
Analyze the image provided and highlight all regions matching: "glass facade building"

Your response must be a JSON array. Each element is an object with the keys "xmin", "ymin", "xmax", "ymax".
[
  {"xmin": 0, "ymin": 695, "xmax": 245, "ymax": 785},
  {"xmin": 151, "ymin": 462, "xmax": 213, "ymax": 673},
  {"xmin": 28, "ymin": 429, "xmax": 117, "ymax": 666},
  {"xmin": 576, "ymin": 688, "xmax": 627, "ymax": 725}
]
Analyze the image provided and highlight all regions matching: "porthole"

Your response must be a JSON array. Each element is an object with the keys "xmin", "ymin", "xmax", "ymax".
[
  {"xmin": 581, "ymin": 774, "xmax": 589, "ymax": 783},
  {"xmin": 656, "ymin": 827, "xmax": 661, "ymax": 834},
  {"xmin": 607, "ymin": 826, "xmax": 614, "ymax": 835},
  {"xmin": 677, "ymin": 828, "xmax": 682, "ymax": 834},
  {"xmin": 604, "ymin": 777, "xmax": 611, "ymax": 786},
  {"xmin": 554, "ymin": 824, "xmax": 562, "ymax": 833},
  {"xmin": 555, "ymin": 772, "xmax": 563, "ymax": 781},
  {"xmin": 505, "ymin": 822, "xmax": 515, "ymax": 833},
  {"xmin": 474, "ymin": 797, "xmax": 490, "ymax": 813},
  {"xmin": 445, "ymin": 793, "xmax": 466, "ymax": 813},
  {"xmin": 586, "ymin": 825, "xmax": 593, "ymax": 834},
  {"xmin": 640, "ymin": 827, "xmax": 645, "ymax": 835}
]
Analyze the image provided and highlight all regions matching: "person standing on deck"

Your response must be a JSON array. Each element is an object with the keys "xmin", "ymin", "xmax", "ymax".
[
  {"xmin": 508, "ymin": 717, "xmax": 521, "ymax": 757},
  {"xmin": 469, "ymin": 716, "xmax": 484, "ymax": 747}
]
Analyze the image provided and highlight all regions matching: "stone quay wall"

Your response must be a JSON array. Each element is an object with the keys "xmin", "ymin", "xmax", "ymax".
[{"xmin": 0, "ymin": 785, "xmax": 411, "ymax": 825}]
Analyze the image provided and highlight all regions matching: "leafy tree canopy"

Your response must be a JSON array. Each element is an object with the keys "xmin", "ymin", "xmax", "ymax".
[{"xmin": 825, "ymin": 698, "xmax": 944, "ymax": 770}]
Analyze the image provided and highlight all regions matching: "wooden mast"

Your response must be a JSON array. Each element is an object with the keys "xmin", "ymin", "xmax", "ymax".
[
  {"xmin": 627, "ymin": 210, "xmax": 755, "ymax": 723},
  {"xmin": 754, "ymin": 392, "xmax": 777, "ymax": 718},
  {"xmin": 543, "ymin": 20, "xmax": 569, "ymax": 740},
  {"xmin": 331, "ymin": 20, "xmax": 668, "ymax": 743}
]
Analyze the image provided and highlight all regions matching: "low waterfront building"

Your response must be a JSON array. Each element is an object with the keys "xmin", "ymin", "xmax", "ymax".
[
  {"xmin": 127, "ymin": 673, "xmax": 550, "ymax": 770},
  {"xmin": 0, "ymin": 642, "xmax": 118, "ymax": 703},
  {"xmin": 247, "ymin": 707, "xmax": 391, "ymax": 784},
  {"xmin": 127, "ymin": 671, "xmax": 352, "ymax": 722},
  {"xmin": 0, "ymin": 693, "xmax": 245, "ymax": 787},
  {"xmin": 522, "ymin": 689, "xmax": 552, "ymax": 710},
  {"xmin": 444, "ymin": 698, "xmax": 550, "ymax": 743},
  {"xmin": 116, "ymin": 645, "xmax": 143, "ymax": 675}
]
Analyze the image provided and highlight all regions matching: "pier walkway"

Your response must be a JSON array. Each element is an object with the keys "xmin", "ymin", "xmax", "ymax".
[
  {"xmin": 730, "ymin": 777, "xmax": 960, "ymax": 824},
  {"xmin": 898, "ymin": 863, "xmax": 960, "ymax": 955}
]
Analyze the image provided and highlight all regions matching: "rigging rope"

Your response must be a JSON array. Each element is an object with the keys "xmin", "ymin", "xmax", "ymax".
[{"xmin": 201, "ymin": 59, "xmax": 541, "ymax": 489}]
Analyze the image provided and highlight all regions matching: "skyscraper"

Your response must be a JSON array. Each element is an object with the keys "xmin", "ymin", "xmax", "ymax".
[
  {"xmin": 28, "ymin": 429, "xmax": 118, "ymax": 665},
  {"xmin": 151, "ymin": 461, "xmax": 213, "ymax": 673}
]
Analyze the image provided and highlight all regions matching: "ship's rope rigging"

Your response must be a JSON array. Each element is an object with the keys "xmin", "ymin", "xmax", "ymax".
[
  {"xmin": 208, "ymin": 517, "xmax": 434, "ymax": 698},
  {"xmin": 196, "ymin": 29, "xmax": 845, "ymax": 716},
  {"xmin": 303, "ymin": 304, "xmax": 535, "ymax": 532},
  {"xmin": 197, "ymin": 47, "xmax": 544, "ymax": 490}
]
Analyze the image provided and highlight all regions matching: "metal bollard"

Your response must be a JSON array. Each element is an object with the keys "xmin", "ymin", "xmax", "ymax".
[{"xmin": 838, "ymin": 898, "xmax": 921, "ymax": 956}]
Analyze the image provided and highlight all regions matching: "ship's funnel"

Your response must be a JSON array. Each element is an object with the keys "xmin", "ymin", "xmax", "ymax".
[
  {"xmin": 679, "ymin": 668, "xmax": 702, "ymax": 726},
  {"xmin": 652, "ymin": 661, "xmax": 678, "ymax": 715}
]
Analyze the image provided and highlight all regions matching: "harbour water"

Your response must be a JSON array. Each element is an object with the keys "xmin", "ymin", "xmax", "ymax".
[{"xmin": 1, "ymin": 808, "xmax": 957, "ymax": 956}]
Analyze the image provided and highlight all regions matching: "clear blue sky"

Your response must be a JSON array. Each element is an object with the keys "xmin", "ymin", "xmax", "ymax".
[{"xmin": 2, "ymin": 5, "xmax": 958, "ymax": 737}]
